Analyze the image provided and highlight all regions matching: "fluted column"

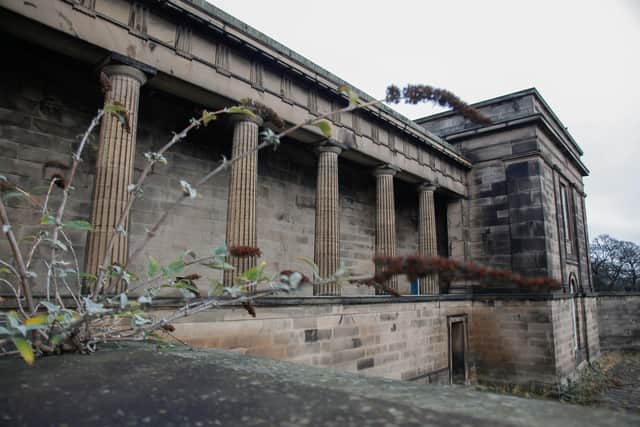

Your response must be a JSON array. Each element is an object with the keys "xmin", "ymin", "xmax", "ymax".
[
  {"xmin": 224, "ymin": 115, "xmax": 263, "ymax": 285},
  {"xmin": 86, "ymin": 65, "xmax": 146, "ymax": 288},
  {"xmin": 418, "ymin": 183, "xmax": 439, "ymax": 294},
  {"xmin": 314, "ymin": 144, "xmax": 342, "ymax": 295},
  {"xmin": 374, "ymin": 166, "xmax": 398, "ymax": 292}
]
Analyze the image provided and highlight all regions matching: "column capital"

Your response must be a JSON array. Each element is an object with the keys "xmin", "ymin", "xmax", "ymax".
[
  {"xmin": 316, "ymin": 143, "xmax": 343, "ymax": 155},
  {"xmin": 227, "ymin": 113, "xmax": 264, "ymax": 127},
  {"xmin": 373, "ymin": 165, "xmax": 398, "ymax": 177},
  {"xmin": 101, "ymin": 64, "xmax": 147, "ymax": 85},
  {"xmin": 418, "ymin": 182, "xmax": 438, "ymax": 192}
]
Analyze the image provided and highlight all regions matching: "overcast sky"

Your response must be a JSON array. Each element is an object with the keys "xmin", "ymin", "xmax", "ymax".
[{"xmin": 210, "ymin": 0, "xmax": 640, "ymax": 244}]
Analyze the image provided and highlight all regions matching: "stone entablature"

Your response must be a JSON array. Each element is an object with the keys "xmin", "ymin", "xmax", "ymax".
[{"xmin": 0, "ymin": 0, "xmax": 469, "ymax": 196}]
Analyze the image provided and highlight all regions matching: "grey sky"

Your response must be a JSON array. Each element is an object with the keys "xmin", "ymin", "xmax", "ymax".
[{"xmin": 210, "ymin": 0, "xmax": 640, "ymax": 244}]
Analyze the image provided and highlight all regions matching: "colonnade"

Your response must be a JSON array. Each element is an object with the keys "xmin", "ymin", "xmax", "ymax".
[{"xmin": 85, "ymin": 64, "xmax": 441, "ymax": 295}]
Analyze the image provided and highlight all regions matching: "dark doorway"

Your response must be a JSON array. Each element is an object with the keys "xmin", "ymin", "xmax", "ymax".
[
  {"xmin": 434, "ymin": 193, "xmax": 450, "ymax": 292},
  {"xmin": 448, "ymin": 315, "xmax": 468, "ymax": 384}
]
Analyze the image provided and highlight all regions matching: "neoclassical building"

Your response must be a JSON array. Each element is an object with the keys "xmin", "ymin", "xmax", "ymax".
[{"xmin": 1, "ymin": 0, "xmax": 614, "ymax": 391}]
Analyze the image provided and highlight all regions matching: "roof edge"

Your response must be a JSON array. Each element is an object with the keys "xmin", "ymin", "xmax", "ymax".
[
  {"xmin": 415, "ymin": 87, "xmax": 584, "ymax": 156},
  {"xmin": 180, "ymin": 1, "xmax": 468, "ymax": 165}
]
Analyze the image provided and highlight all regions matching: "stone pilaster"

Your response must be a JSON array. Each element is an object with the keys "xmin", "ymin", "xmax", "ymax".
[
  {"xmin": 224, "ymin": 115, "xmax": 263, "ymax": 285},
  {"xmin": 314, "ymin": 144, "xmax": 342, "ymax": 295},
  {"xmin": 86, "ymin": 65, "xmax": 146, "ymax": 289},
  {"xmin": 374, "ymin": 166, "xmax": 398, "ymax": 292},
  {"xmin": 418, "ymin": 183, "xmax": 439, "ymax": 294}
]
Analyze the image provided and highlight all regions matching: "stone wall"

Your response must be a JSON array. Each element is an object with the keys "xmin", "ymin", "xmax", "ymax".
[
  {"xmin": 584, "ymin": 296, "xmax": 601, "ymax": 358},
  {"xmin": 163, "ymin": 298, "xmax": 461, "ymax": 382},
  {"xmin": 551, "ymin": 298, "xmax": 579, "ymax": 379},
  {"xmin": 159, "ymin": 295, "xmax": 592, "ymax": 390},
  {"xmin": 470, "ymin": 298, "xmax": 557, "ymax": 391},
  {"xmin": 0, "ymin": 40, "xmax": 102, "ymax": 291},
  {"xmin": 597, "ymin": 293, "xmax": 640, "ymax": 351},
  {"xmin": 461, "ymin": 126, "xmax": 548, "ymax": 282}
]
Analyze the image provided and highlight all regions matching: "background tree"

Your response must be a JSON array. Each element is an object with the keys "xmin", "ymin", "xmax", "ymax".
[{"xmin": 590, "ymin": 234, "xmax": 640, "ymax": 291}]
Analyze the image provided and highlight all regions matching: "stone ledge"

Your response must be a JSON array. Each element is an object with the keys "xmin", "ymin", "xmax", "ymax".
[{"xmin": 0, "ymin": 343, "xmax": 637, "ymax": 426}]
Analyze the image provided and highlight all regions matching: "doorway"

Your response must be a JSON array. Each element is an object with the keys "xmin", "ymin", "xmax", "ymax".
[{"xmin": 448, "ymin": 315, "xmax": 468, "ymax": 384}]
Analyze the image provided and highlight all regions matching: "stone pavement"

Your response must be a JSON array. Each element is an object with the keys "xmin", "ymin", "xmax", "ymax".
[{"xmin": 1, "ymin": 344, "xmax": 639, "ymax": 427}]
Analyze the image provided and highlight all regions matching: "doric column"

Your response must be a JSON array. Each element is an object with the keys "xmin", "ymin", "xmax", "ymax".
[
  {"xmin": 418, "ymin": 183, "xmax": 439, "ymax": 294},
  {"xmin": 314, "ymin": 144, "xmax": 342, "ymax": 295},
  {"xmin": 86, "ymin": 65, "xmax": 146, "ymax": 287},
  {"xmin": 223, "ymin": 115, "xmax": 263, "ymax": 285},
  {"xmin": 374, "ymin": 166, "xmax": 398, "ymax": 292}
]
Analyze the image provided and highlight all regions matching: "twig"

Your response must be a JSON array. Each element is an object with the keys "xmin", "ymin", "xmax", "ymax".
[
  {"xmin": 49, "ymin": 109, "xmax": 105, "ymax": 304},
  {"xmin": 0, "ymin": 197, "xmax": 34, "ymax": 315},
  {"xmin": 93, "ymin": 108, "xmax": 227, "ymax": 296},
  {"xmin": 0, "ymin": 278, "xmax": 26, "ymax": 317},
  {"xmin": 117, "ymin": 103, "xmax": 379, "ymax": 286}
]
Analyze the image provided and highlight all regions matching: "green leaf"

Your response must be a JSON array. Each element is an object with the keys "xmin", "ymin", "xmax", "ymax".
[
  {"xmin": 243, "ymin": 261, "xmax": 266, "ymax": 282},
  {"xmin": 163, "ymin": 259, "xmax": 186, "ymax": 277},
  {"xmin": 80, "ymin": 272, "xmax": 97, "ymax": 284},
  {"xmin": 43, "ymin": 238, "xmax": 68, "ymax": 252},
  {"xmin": 0, "ymin": 326, "xmax": 11, "ymax": 335},
  {"xmin": 50, "ymin": 335, "xmax": 64, "ymax": 347},
  {"xmin": 201, "ymin": 261, "xmax": 234, "ymax": 271},
  {"xmin": 7, "ymin": 311, "xmax": 21, "ymax": 330},
  {"xmin": 182, "ymin": 249, "xmax": 197, "ymax": 260},
  {"xmin": 259, "ymin": 129, "xmax": 281, "ymax": 150},
  {"xmin": 175, "ymin": 280, "xmax": 198, "ymax": 293},
  {"xmin": 12, "ymin": 337, "xmax": 34, "ymax": 366},
  {"xmin": 23, "ymin": 314, "xmax": 49, "ymax": 328},
  {"xmin": 104, "ymin": 104, "xmax": 128, "ymax": 128},
  {"xmin": 312, "ymin": 119, "xmax": 332, "ymax": 138},
  {"xmin": 40, "ymin": 215, "xmax": 56, "ymax": 225},
  {"xmin": 213, "ymin": 244, "xmax": 228, "ymax": 258},
  {"xmin": 137, "ymin": 295, "xmax": 152, "ymax": 304},
  {"xmin": 338, "ymin": 84, "xmax": 359, "ymax": 106},
  {"xmin": 62, "ymin": 220, "xmax": 92, "ymax": 231},
  {"xmin": 104, "ymin": 103, "xmax": 128, "ymax": 113},
  {"xmin": 41, "ymin": 301, "xmax": 61, "ymax": 313},
  {"xmin": 202, "ymin": 110, "xmax": 217, "ymax": 126},
  {"xmin": 0, "ymin": 267, "xmax": 11, "ymax": 275},
  {"xmin": 119, "ymin": 293, "xmax": 128, "ymax": 309},
  {"xmin": 298, "ymin": 256, "xmax": 320, "ymax": 279},
  {"xmin": 226, "ymin": 106, "xmax": 255, "ymax": 117},
  {"xmin": 148, "ymin": 256, "xmax": 161, "ymax": 278},
  {"xmin": 83, "ymin": 297, "xmax": 108, "ymax": 315},
  {"xmin": 144, "ymin": 152, "xmax": 168, "ymax": 165},
  {"xmin": 208, "ymin": 280, "xmax": 225, "ymax": 297}
]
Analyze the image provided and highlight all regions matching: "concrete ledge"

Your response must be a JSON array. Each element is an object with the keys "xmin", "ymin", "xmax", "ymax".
[{"xmin": 0, "ymin": 344, "xmax": 636, "ymax": 426}]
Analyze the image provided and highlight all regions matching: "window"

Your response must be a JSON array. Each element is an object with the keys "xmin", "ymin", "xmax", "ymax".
[{"xmin": 560, "ymin": 184, "xmax": 577, "ymax": 256}]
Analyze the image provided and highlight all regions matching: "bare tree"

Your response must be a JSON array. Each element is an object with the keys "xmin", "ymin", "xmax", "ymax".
[{"xmin": 590, "ymin": 234, "xmax": 640, "ymax": 291}]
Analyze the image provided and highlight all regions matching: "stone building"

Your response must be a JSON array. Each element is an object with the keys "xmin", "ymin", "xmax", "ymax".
[{"xmin": 1, "ymin": 0, "xmax": 637, "ymax": 392}]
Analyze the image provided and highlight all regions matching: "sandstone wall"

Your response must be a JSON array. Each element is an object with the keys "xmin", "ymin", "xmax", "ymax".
[
  {"xmin": 470, "ymin": 298, "xmax": 557, "ymax": 391},
  {"xmin": 159, "ymin": 295, "xmax": 589, "ymax": 390},
  {"xmin": 164, "ymin": 299, "xmax": 462, "ymax": 382},
  {"xmin": 597, "ymin": 293, "xmax": 640, "ymax": 351}
]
